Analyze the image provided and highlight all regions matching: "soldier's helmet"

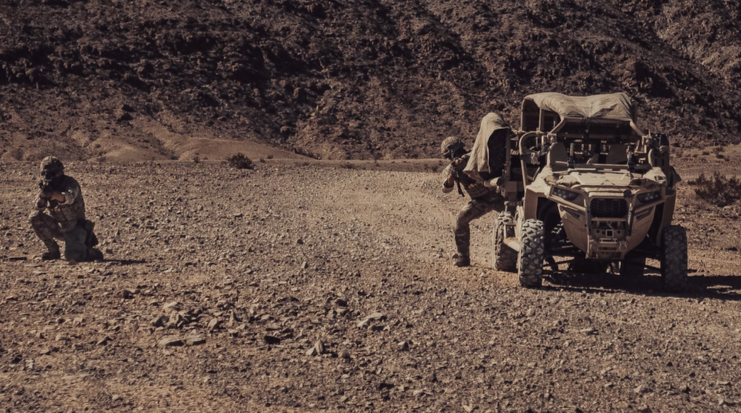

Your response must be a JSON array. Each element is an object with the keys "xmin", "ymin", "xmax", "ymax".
[
  {"xmin": 40, "ymin": 156, "xmax": 64, "ymax": 182},
  {"xmin": 441, "ymin": 136, "xmax": 465, "ymax": 158}
]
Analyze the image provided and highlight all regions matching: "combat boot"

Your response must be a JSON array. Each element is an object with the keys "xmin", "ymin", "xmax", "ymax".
[
  {"xmin": 455, "ymin": 255, "xmax": 471, "ymax": 267},
  {"xmin": 89, "ymin": 248, "xmax": 104, "ymax": 261},
  {"xmin": 41, "ymin": 250, "xmax": 61, "ymax": 260},
  {"xmin": 83, "ymin": 220, "xmax": 99, "ymax": 247}
]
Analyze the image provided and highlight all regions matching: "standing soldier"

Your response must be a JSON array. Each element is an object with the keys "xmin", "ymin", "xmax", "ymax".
[
  {"xmin": 29, "ymin": 156, "xmax": 103, "ymax": 262},
  {"xmin": 441, "ymin": 137, "xmax": 504, "ymax": 267}
]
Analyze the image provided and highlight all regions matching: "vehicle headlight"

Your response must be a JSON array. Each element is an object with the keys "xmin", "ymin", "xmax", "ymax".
[
  {"xmin": 553, "ymin": 187, "xmax": 578, "ymax": 201},
  {"xmin": 637, "ymin": 191, "xmax": 661, "ymax": 202}
]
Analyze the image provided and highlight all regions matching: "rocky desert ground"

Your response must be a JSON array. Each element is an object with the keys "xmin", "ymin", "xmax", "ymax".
[{"xmin": 2, "ymin": 147, "xmax": 741, "ymax": 412}]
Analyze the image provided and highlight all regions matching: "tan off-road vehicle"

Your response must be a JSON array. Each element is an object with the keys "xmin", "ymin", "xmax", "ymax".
[{"xmin": 466, "ymin": 93, "xmax": 687, "ymax": 290}]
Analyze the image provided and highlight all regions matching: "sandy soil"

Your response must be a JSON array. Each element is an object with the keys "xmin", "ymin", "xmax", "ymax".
[{"xmin": 2, "ymin": 152, "xmax": 741, "ymax": 412}]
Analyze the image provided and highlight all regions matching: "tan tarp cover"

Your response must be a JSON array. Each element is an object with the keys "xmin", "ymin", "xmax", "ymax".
[
  {"xmin": 524, "ymin": 92, "xmax": 637, "ymax": 124},
  {"xmin": 463, "ymin": 93, "xmax": 641, "ymax": 180},
  {"xmin": 463, "ymin": 112, "xmax": 510, "ymax": 178}
]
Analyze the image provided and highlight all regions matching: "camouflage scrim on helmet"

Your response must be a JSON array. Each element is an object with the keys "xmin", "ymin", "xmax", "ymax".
[
  {"xmin": 441, "ymin": 136, "xmax": 464, "ymax": 158},
  {"xmin": 40, "ymin": 156, "xmax": 64, "ymax": 181}
]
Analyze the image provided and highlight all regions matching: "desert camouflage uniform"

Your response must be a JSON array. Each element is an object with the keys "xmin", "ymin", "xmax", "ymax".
[
  {"xmin": 442, "ymin": 154, "xmax": 505, "ymax": 257},
  {"xmin": 28, "ymin": 175, "xmax": 96, "ymax": 261}
]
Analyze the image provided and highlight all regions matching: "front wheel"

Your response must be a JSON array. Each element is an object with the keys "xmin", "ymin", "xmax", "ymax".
[
  {"xmin": 492, "ymin": 212, "xmax": 517, "ymax": 272},
  {"xmin": 661, "ymin": 225, "xmax": 688, "ymax": 292},
  {"xmin": 517, "ymin": 219, "xmax": 545, "ymax": 288}
]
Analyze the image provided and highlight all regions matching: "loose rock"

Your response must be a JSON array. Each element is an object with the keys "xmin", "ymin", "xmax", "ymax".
[
  {"xmin": 313, "ymin": 340, "xmax": 325, "ymax": 355},
  {"xmin": 357, "ymin": 312, "xmax": 386, "ymax": 328},
  {"xmin": 151, "ymin": 315, "xmax": 168, "ymax": 327},
  {"xmin": 158, "ymin": 336, "xmax": 183, "ymax": 347},
  {"xmin": 185, "ymin": 333, "xmax": 206, "ymax": 346}
]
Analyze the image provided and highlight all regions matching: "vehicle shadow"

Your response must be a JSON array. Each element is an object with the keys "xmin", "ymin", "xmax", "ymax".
[{"xmin": 543, "ymin": 270, "xmax": 741, "ymax": 301}]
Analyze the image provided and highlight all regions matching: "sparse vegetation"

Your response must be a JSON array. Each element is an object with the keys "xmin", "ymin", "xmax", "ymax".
[
  {"xmin": 687, "ymin": 172, "xmax": 741, "ymax": 207},
  {"xmin": 226, "ymin": 153, "xmax": 254, "ymax": 169}
]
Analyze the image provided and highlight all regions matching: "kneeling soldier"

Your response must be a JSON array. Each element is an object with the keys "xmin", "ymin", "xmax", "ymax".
[{"xmin": 29, "ymin": 156, "xmax": 103, "ymax": 262}]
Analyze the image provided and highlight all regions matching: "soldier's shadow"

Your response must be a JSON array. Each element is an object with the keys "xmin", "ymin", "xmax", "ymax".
[
  {"xmin": 543, "ymin": 269, "xmax": 741, "ymax": 301},
  {"xmin": 101, "ymin": 259, "xmax": 147, "ymax": 266}
]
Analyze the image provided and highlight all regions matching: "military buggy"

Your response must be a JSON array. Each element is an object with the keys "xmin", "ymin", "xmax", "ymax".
[{"xmin": 466, "ymin": 93, "xmax": 687, "ymax": 290}]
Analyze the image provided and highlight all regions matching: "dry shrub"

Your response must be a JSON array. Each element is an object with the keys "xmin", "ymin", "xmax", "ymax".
[
  {"xmin": 687, "ymin": 172, "xmax": 741, "ymax": 207},
  {"xmin": 226, "ymin": 153, "xmax": 254, "ymax": 169},
  {"xmin": 293, "ymin": 147, "xmax": 318, "ymax": 159}
]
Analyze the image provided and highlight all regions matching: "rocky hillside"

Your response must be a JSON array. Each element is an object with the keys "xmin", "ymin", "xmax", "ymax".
[{"xmin": 1, "ymin": 0, "xmax": 741, "ymax": 161}]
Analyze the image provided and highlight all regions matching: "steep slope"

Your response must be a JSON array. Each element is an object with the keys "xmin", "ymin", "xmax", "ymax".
[{"xmin": 1, "ymin": 0, "xmax": 740, "ymax": 161}]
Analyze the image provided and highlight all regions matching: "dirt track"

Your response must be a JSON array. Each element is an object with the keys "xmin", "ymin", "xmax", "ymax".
[{"xmin": 2, "ymin": 159, "xmax": 741, "ymax": 412}]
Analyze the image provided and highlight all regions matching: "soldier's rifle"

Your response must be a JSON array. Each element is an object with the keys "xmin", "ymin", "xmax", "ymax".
[
  {"xmin": 450, "ymin": 156, "xmax": 465, "ymax": 197},
  {"xmin": 38, "ymin": 170, "xmax": 60, "ymax": 208}
]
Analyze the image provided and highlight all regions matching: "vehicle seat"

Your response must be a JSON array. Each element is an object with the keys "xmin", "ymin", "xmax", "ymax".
[
  {"xmin": 605, "ymin": 144, "xmax": 627, "ymax": 164},
  {"xmin": 548, "ymin": 142, "xmax": 569, "ymax": 172}
]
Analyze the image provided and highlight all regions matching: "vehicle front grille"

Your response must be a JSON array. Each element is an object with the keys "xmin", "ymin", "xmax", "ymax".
[{"xmin": 591, "ymin": 198, "xmax": 628, "ymax": 218}]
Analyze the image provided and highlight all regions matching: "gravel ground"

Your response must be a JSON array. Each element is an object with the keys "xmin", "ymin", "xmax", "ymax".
[{"xmin": 1, "ymin": 160, "xmax": 741, "ymax": 412}]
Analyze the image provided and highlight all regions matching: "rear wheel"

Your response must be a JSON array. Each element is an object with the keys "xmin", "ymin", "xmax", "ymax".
[
  {"xmin": 492, "ymin": 212, "xmax": 517, "ymax": 272},
  {"xmin": 661, "ymin": 225, "xmax": 688, "ymax": 292},
  {"xmin": 517, "ymin": 219, "xmax": 544, "ymax": 288}
]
